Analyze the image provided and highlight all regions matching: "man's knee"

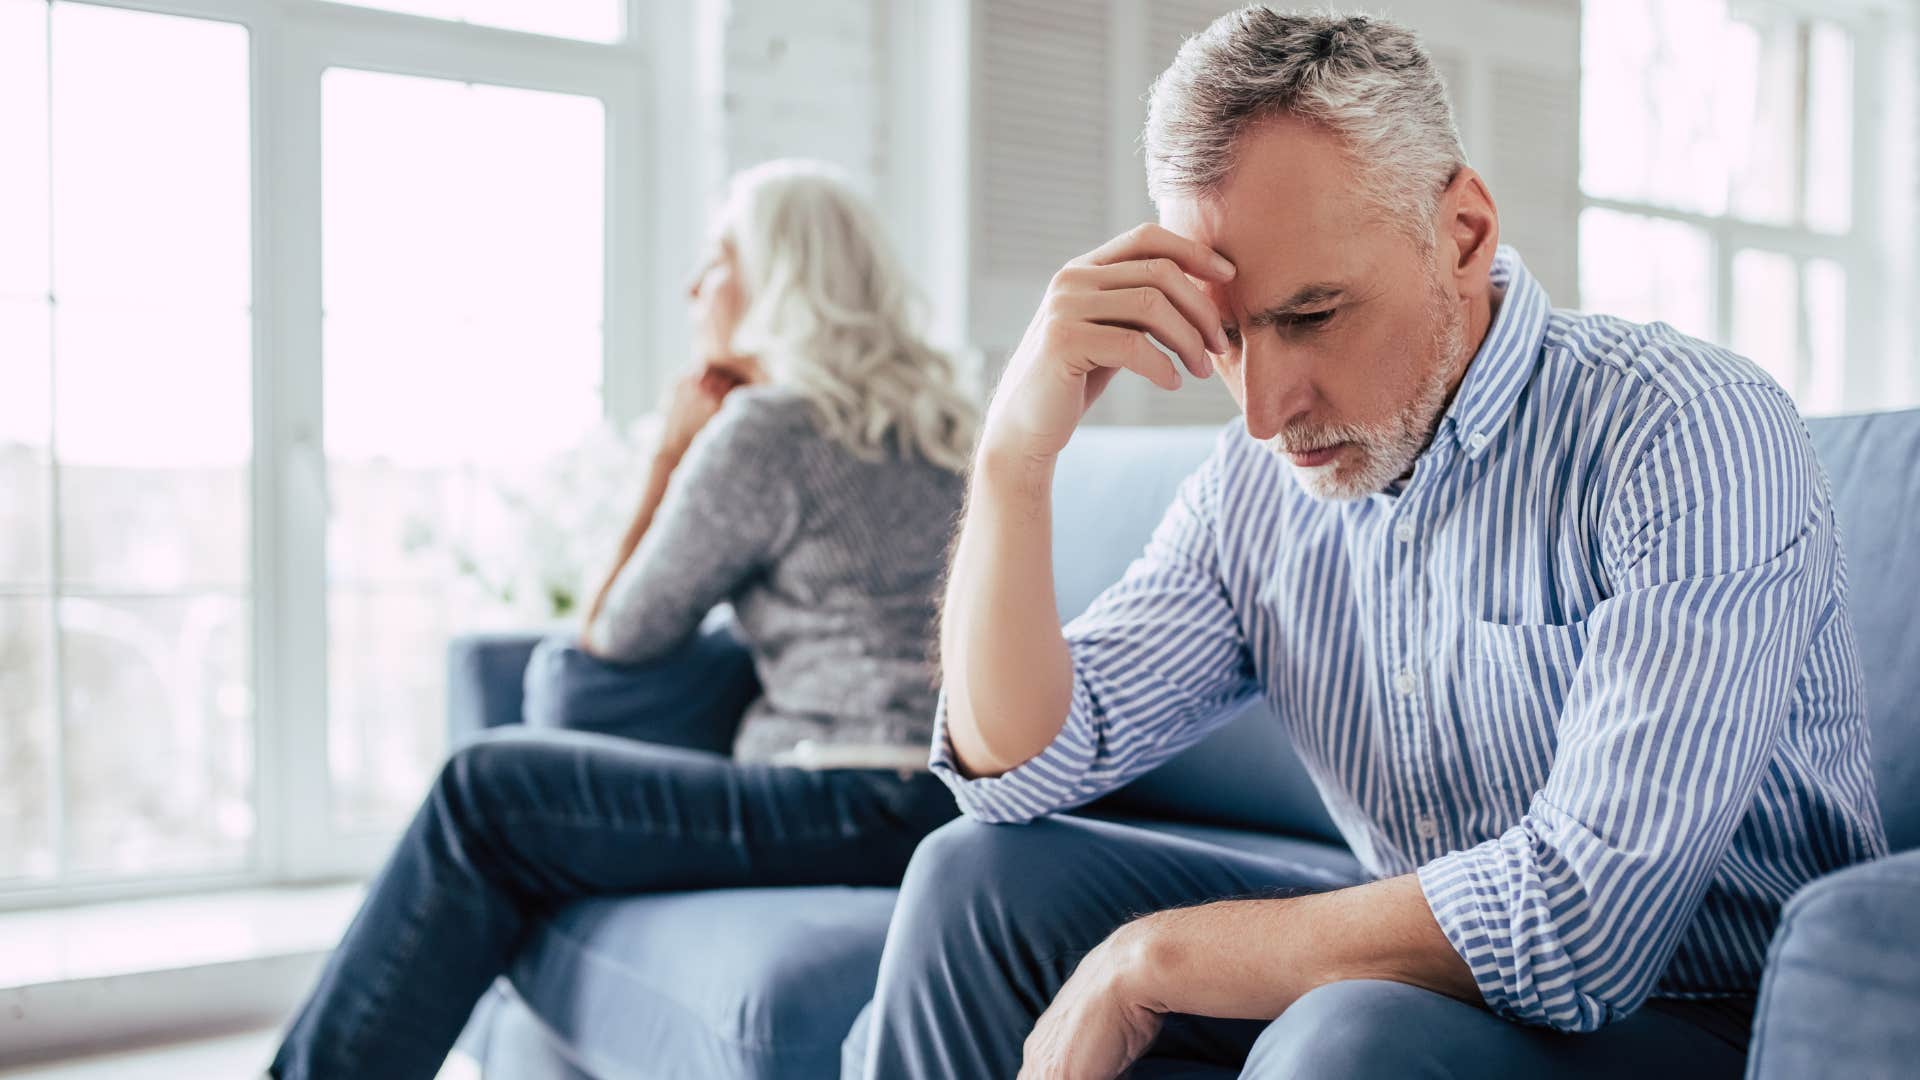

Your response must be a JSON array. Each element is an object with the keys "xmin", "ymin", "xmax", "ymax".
[
  {"xmin": 890, "ymin": 817, "xmax": 1092, "ymax": 956},
  {"xmin": 897, "ymin": 818, "xmax": 1026, "ymax": 918},
  {"xmin": 1242, "ymin": 979, "xmax": 1436, "ymax": 1077}
]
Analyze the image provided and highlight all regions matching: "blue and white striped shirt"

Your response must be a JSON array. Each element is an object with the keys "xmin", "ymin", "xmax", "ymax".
[{"xmin": 929, "ymin": 246, "xmax": 1888, "ymax": 1033}]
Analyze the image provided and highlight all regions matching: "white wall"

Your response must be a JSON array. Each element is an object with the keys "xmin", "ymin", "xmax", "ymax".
[
  {"xmin": 708, "ymin": 0, "xmax": 887, "ymax": 191},
  {"xmin": 630, "ymin": 0, "xmax": 896, "ymax": 412}
]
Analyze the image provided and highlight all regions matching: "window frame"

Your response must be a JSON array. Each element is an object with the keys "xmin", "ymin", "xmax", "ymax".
[
  {"xmin": 2, "ymin": 0, "xmax": 696, "ymax": 910},
  {"xmin": 1576, "ymin": 0, "xmax": 1916, "ymax": 413}
]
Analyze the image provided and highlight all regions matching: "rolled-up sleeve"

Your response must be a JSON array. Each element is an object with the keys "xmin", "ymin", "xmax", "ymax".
[
  {"xmin": 1418, "ymin": 383, "xmax": 1837, "ymax": 1032},
  {"xmin": 930, "ymin": 440, "xmax": 1259, "ymax": 823}
]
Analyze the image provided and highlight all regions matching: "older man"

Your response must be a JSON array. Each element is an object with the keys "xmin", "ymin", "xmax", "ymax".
[{"xmin": 857, "ymin": 8, "xmax": 1887, "ymax": 1080}]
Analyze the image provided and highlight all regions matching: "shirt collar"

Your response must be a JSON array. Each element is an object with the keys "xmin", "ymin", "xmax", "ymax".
[{"xmin": 1438, "ymin": 245, "xmax": 1551, "ymax": 460}]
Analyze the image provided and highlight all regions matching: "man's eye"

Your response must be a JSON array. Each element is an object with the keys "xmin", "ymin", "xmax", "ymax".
[{"xmin": 1286, "ymin": 309, "xmax": 1336, "ymax": 330}]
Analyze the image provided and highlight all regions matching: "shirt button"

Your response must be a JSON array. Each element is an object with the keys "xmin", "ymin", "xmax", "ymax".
[
  {"xmin": 1393, "ymin": 668, "xmax": 1417, "ymax": 696},
  {"xmin": 1416, "ymin": 816, "xmax": 1439, "ymax": 840},
  {"xmin": 1467, "ymin": 432, "xmax": 1489, "ymax": 453},
  {"xmin": 1394, "ymin": 519, "xmax": 1416, "ymax": 543}
]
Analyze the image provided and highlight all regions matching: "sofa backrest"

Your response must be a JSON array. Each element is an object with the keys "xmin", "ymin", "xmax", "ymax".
[
  {"xmin": 1054, "ymin": 409, "xmax": 1920, "ymax": 852},
  {"xmin": 1804, "ymin": 409, "xmax": 1920, "ymax": 851},
  {"xmin": 1051, "ymin": 425, "xmax": 1344, "ymax": 844}
]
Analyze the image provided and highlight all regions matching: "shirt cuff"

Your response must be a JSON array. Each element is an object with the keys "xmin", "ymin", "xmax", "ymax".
[
  {"xmin": 1416, "ymin": 799, "xmax": 1621, "ymax": 1034},
  {"xmin": 926, "ymin": 680, "xmax": 1104, "ymax": 824},
  {"xmin": 1416, "ymin": 843, "xmax": 1518, "ymax": 1020}
]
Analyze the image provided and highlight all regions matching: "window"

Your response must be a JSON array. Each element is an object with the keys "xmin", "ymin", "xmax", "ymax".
[
  {"xmin": 331, "ymin": 0, "xmax": 623, "ymax": 43},
  {"xmin": 321, "ymin": 69, "xmax": 605, "ymax": 827},
  {"xmin": 1579, "ymin": 0, "xmax": 1917, "ymax": 414},
  {"xmin": 1, "ymin": 0, "xmax": 659, "ymax": 906},
  {"xmin": 2, "ymin": 1, "xmax": 254, "ymax": 888}
]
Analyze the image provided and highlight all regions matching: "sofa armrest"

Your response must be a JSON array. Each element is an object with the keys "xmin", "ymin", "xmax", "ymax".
[
  {"xmin": 1747, "ymin": 847, "xmax": 1920, "ymax": 1079},
  {"xmin": 446, "ymin": 630, "xmax": 549, "ymax": 746}
]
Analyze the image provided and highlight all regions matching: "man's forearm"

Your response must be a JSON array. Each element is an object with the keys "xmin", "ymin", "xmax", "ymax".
[
  {"xmin": 940, "ymin": 446, "xmax": 1075, "ymax": 777},
  {"xmin": 1125, "ymin": 874, "xmax": 1482, "ymax": 1020}
]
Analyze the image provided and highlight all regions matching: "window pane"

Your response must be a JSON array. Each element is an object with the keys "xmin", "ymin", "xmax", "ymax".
[
  {"xmin": 1804, "ymin": 23, "xmax": 1854, "ymax": 235},
  {"xmin": 1731, "ymin": 249, "xmax": 1799, "ymax": 394},
  {"xmin": 54, "ymin": 302, "xmax": 251, "ymax": 592},
  {"xmin": 321, "ymin": 74, "xmax": 604, "ymax": 331},
  {"xmin": 326, "ymin": 589, "xmax": 470, "ymax": 828},
  {"xmin": 0, "ymin": 597, "xmax": 56, "ymax": 882},
  {"xmin": 1577, "ymin": 207, "xmax": 1713, "ymax": 340},
  {"xmin": 20, "ymin": 3, "xmax": 258, "ymax": 891},
  {"xmin": 60, "ymin": 594, "xmax": 253, "ymax": 875},
  {"xmin": 322, "ymin": 69, "xmax": 605, "ymax": 828},
  {"xmin": 1581, "ymin": 0, "xmax": 1808, "ymax": 225},
  {"xmin": 1724, "ymin": 14, "xmax": 1798, "ymax": 226},
  {"xmin": 1804, "ymin": 259, "xmax": 1846, "ymax": 414},
  {"xmin": 0, "ymin": 297, "xmax": 51, "ymax": 586},
  {"xmin": 49, "ymin": 3, "xmax": 250, "ymax": 308},
  {"xmin": 332, "ymin": 0, "xmax": 622, "ymax": 43},
  {"xmin": 0, "ymin": 0, "xmax": 50, "ymax": 301}
]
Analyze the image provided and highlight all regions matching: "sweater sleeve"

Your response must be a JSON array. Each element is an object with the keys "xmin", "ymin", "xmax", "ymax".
[{"xmin": 583, "ymin": 390, "xmax": 804, "ymax": 663}]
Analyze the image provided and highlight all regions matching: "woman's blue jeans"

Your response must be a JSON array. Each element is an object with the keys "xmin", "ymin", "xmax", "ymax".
[{"xmin": 268, "ymin": 724, "xmax": 955, "ymax": 1079}]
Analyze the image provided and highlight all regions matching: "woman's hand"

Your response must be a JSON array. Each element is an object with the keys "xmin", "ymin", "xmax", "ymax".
[
  {"xmin": 703, "ymin": 352, "xmax": 769, "ymax": 388},
  {"xmin": 656, "ymin": 351, "xmax": 771, "ymax": 466},
  {"xmin": 657, "ymin": 365, "xmax": 741, "ymax": 466}
]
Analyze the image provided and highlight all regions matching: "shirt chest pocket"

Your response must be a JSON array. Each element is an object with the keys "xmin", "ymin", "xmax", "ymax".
[{"xmin": 1454, "ymin": 616, "xmax": 1591, "ymax": 801}]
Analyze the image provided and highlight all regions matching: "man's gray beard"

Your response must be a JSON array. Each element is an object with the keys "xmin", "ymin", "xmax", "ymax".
[{"xmin": 1263, "ymin": 290, "xmax": 1467, "ymax": 501}]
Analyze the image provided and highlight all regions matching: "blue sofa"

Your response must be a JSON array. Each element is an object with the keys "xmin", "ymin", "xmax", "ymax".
[{"xmin": 446, "ymin": 408, "xmax": 1920, "ymax": 1079}]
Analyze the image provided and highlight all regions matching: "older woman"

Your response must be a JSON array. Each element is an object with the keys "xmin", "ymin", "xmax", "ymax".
[{"xmin": 269, "ymin": 160, "xmax": 977, "ymax": 1080}]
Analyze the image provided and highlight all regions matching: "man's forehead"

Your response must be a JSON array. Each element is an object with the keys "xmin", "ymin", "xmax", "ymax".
[
  {"xmin": 1157, "ymin": 118, "xmax": 1379, "ymax": 299},
  {"xmin": 1159, "ymin": 195, "xmax": 1369, "ymax": 312}
]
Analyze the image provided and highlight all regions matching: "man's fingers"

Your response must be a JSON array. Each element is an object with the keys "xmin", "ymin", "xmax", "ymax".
[
  {"xmin": 1056, "ymin": 259, "xmax": 1228, "ymax": 355},
  {"xmin": 1078, "ymin": 222, "xmax": 1235, "ymax": 283},
  {"xmin": 1059, "ymin": 322, "xmax": 1183, "ymax": 392},
  {"xmin": 1050, "ymin": 288, "xmax": 1213, "ymax": 380}
]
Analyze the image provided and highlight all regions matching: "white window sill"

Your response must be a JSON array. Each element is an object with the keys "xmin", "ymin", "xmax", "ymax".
[{"xmin": 0, "ymin": 884, "xmax": 364, "ymax": 1069}]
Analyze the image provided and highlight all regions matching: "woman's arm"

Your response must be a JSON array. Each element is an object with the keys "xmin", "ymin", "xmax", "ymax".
[
  {"xmin": 579, "ymin": 379, "xmax": 801, "ymax": 664},
  {"xmin": 580, "ymin": 362, "xmax": 753, "ymax": 652},
  {"xmin": 581, "ymin": 447, "xmax": 682, "ymax": 635}
]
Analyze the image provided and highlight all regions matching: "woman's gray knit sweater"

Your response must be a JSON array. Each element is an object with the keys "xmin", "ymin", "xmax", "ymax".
[{"xmin": 585, "ymin": 385, "xmax": 965, "ymax": 766}]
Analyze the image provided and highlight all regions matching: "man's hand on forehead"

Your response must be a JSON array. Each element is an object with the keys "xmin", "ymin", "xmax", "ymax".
[{"xmin": 979, "ymin": 222, "xmax": 1238, "ymax": 464}]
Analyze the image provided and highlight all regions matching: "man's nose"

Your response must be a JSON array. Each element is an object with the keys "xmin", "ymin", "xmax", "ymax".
[{"xmin": 1238, "ymin": 339, "xmax": 1314, "ymax": 441}]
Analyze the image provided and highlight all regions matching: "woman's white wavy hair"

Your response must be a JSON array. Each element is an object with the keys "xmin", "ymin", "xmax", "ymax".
[{"xmin": 721, "ymin": 159, "xmax": 979, "ymax": 474}]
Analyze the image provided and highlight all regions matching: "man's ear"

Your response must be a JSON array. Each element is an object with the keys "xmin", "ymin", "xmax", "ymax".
[{"xmin": 1439, "ymin": 167, "xmax": 1498, "ymax": 297}]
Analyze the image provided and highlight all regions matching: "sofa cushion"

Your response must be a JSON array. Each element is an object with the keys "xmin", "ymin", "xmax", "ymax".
[
  {"xmin": 1054, "ymin": 425, "xmax": 1346, "ymax": 845},
  {"xmin": 506, "ymin": 886, "xmax": 898, "ymax": 1079},
  {"xmin": 1803, "ymin": 409, "xmax": 1920, "ymax": 850},
  {"xmin": 521, "ymin": 606, "xmax": 759, "ymax": 754},
  {"xmin": 1748, "ymin": 846, "xmax": 1920, "ymax": 1078},
  {"xmin": 472, "ymin": 982, "xmax": 597, "ymax": 1079},
  {"xmin": 1050, "ymin": 424, "xmax": 1225, "ymax": 622}
]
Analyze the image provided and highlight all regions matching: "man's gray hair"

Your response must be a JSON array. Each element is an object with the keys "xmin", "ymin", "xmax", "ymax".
[{"xmin": 1144, "ymin": 8, "xmax": 1469, "ymax": 241}]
